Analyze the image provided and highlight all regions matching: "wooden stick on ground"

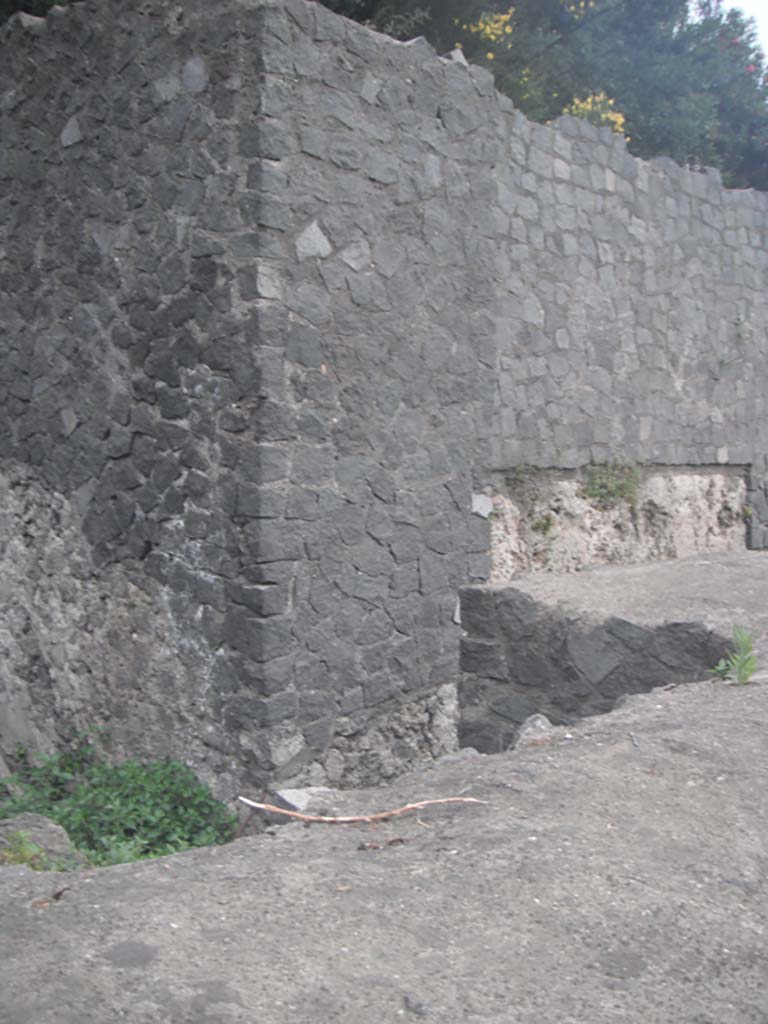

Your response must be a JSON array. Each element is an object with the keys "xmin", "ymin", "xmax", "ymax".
[{"xmin": 237, "ymin": 795, "xmax": 487, "ymax": 825}]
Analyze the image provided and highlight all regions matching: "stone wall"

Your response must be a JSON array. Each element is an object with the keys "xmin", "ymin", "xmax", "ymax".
[
  {"xmin": 488, "ymin": 126, "xmax": 768, "ymax": 486},
  {"xmin": 1, "ymin": 0, "xmax": 768, "ymax": 792}
]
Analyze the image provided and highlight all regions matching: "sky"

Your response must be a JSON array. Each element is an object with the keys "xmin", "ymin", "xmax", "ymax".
[{"xmin": 727, "ymin": 1, "xmax": 768, "ymax": 57}]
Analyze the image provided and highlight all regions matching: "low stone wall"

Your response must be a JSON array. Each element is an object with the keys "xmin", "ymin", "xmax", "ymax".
[{"xmin": 458, "ymin": 551, "xmax": 768, "ymax": 753}]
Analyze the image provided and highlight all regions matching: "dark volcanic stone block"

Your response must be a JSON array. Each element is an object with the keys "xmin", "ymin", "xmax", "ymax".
[{"xmin": 459, "ymin": 553, "xmax": 768, "ymax": 752}]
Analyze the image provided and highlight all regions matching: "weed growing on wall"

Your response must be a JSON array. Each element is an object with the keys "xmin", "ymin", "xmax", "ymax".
[
  {"xmin": 733, "ymin": 314, "xmax": 753, "ymax": 345},
  {"xmin": 0, "ymin": 738, "xmax": 237, "ymax": 866},
  {"xmin": 531, "ymin": 513, "xmax": 555, "ymax": 535},
  {"xmin": 505, "ymin": 465, "xmax": 535, "ymax": 489},
  {"xmin": 0, "ymin": 830, "xmax": 50, "ymax": 870},
  {"xmin": 579, "ymin": 464, "xmax": 640, "ymax": 510},
  {"xmin": 711, "ymin": 626, "xmax": 758, "ymax": 685}
]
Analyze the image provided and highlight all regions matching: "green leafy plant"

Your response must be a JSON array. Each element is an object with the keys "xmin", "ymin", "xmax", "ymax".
[
  {"xmin": 0, "ymin": 739, "xmax": 236, "ymax": 867},
  {"xmin": 579, "ymin": 463, "xmax": 640, "ymax": 511},
  {"xmin": 711, "ymin": 626, "xmax": 758, "ymax": 685}
]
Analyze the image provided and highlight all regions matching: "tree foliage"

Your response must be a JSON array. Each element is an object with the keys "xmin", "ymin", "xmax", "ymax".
[{"xmin": 320, "ymin": 0, "xmax": 486, "ymax": 49}]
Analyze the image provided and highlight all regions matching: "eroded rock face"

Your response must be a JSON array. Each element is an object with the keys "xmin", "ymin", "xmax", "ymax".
[
  {"xmin": 487, "ymin": 468, "xmax": 747, "ymax": 580},
  {"xmin": 0, "ymin": 468, "xmax": 239, "ymax": 795}
]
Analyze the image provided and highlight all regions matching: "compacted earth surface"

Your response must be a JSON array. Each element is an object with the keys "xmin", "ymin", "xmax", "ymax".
[{"xmin": 2, "ymin": 677, "xmax": 768, "ymax": 1024}]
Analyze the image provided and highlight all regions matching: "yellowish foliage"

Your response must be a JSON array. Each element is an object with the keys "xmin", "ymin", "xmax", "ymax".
[
  {"xmin": 466, "ymin": 8, "xmax": 515, "ymax": 45},
  {"xmin": 564, "ymin": 92, "xmax": 626, "ymax": 134},
  {"xmin": 468, "ymin": 1, "xmax": 596, "ymax": 61},
  {"xmin": 566, "ymin": 0, "xmax": 597, "ymax": 19}
]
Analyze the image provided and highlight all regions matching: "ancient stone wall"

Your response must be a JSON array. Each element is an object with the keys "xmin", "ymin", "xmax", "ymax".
[{"xmin": 1, "ymin": 0, "xmax": 768, "ymax": 792}]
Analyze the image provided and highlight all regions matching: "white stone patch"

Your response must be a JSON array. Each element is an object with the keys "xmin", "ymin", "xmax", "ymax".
[
  {"xmin": 521, "ymin": 294, "xmax": 544, "ymax": 327},
  {"xmin": 60, "ymin": 407, "xmax": 78, "ymax": 438},
  {"xmin": 489, "ymin": 468, "xmax": 748, "ymax": 581},
  {"xmin": 339, "ymin": 238, "xmax": 371, "ymax": 271},
  {"xmin": 268, "ymin": 725, "xmax": 306, "ymax": 769},
  {"xmin": 60, "ymin": 115, "xmax": 82, "ymax": 148},
  {"xmin": 361, "ymin": 72, "xmax": 383, "ymax": 104},
  {"xmin": 182, "ymin": 56, "xmax": 209, "ymax": 95},
  {"xmin": 17, "ymin": 12, "xmax": 45, "ymax": 32},
  {"xmin": 90, "ymin": 224, "xmax": 116, "ymax": 255},
  {"xmin": 254, "ymin": 262, "xmax": 283, "ymax": 300},
  {"xmin": 273, "ymin": 787, "xmax": 340, "ymax": 814},
  {"xmin": 553, "ymin": 158, "xmax": 571, "ymax": 181},
  {"xmin": 472, "ymin": 493, "xmax": 494, "ymax": 518},
  {"xmin": 421, "ymin": 153, "xmax": 443, "ymax": 191},
  {"xmin": 296, "ymin": 220, "xmax": 332, "ymax": 261},
  {"xmin": 153, "ymin": 72, "xmax": 181, "ymax": 103}
]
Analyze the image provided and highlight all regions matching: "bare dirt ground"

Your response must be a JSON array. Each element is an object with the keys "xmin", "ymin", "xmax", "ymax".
[{"xmin": 3, "ymin": 676, "xmax": 768, "ymax": 1023}]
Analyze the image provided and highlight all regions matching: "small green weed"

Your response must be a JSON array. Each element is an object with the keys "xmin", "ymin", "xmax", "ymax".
[
  {"xmin": 505, "ymin": 465, "xmax": 534, "ymax": 488},
  {"xmin": 0, "ymin": 739, "xmax": 236, "ymax": 867},
  {"xmin": 0, "ymin": 829, "xmax": 83, "ymax": 871},
  {"xmin": 734, "ymin": 313, "xmax": 753, "ymax": 344},
  {"xmin": 531, "ymin": 513, "xmax": 555, "ymax": 535},
  {"xmin": 579, "ymin": 463, "xmax": 640, "ymax": 510},
  {"xmin": 711, "ymin": 626, "xmax": 758, "ymax": 685},
  {"xmin": 0, "ymin": 830, "xmax": 49, "ymax": 870}
]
